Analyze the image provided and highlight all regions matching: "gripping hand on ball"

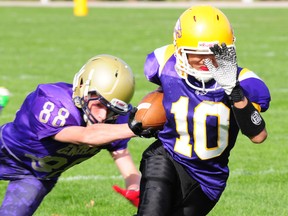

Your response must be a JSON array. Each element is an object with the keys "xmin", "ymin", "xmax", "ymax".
[
  {"xmin": 204, "ymin": 43, "xmax": 238, "ymax": 95},
  {"xmin": 128, "ymin": 107, "xmax": 158, "ymax": 138}
]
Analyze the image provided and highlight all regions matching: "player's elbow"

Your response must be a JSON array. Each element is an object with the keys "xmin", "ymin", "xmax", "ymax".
[{"xmin": 250, "ymin": 129, "xmax": 268, "ymax": 144}]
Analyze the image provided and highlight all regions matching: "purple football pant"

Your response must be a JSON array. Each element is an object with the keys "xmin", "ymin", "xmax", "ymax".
[{"xmin": 0, "ymin": 147, "xmax": 57, "ymax": 216}]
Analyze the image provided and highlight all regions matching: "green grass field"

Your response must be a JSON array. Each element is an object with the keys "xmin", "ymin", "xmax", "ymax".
[{"xmin": 0, "ymin": 5, "xmax": 288, "ymax": 216}]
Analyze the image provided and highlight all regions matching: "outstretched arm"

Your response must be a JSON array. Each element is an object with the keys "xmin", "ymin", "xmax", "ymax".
[{"xmin": 53, "ymin": 123, "xmax": 136, "ymax": 146}]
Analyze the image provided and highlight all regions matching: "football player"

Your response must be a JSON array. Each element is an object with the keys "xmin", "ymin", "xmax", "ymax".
[
  {"xmin": 0, "ymin": 55, "xmax": 140, "ymax": 215},
  {"xmin": 129, "ymin": 5, "xmax": 271, "ymax": 216}
]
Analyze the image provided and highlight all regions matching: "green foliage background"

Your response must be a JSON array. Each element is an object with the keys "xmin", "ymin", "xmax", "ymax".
[{"xmin": 0, "ymin": 6, "xmax": 288, "ymax": 216}]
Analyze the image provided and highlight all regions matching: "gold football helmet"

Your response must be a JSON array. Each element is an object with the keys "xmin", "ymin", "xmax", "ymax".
[
  {"xmin": 173, "ymin": 5, "xmax": 236, "ymax": 92},
  {"xmin": 72, "ymin": 54, "xmax": 135, "ymax": 123}
]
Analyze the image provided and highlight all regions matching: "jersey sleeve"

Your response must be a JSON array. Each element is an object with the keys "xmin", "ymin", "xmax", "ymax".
[
  {"xmin": 104, "ymin": 111, "xmax": 130, "ymax": 152},
  {"xmin": 144, "ymin": 44, "xmax": 175, "ymax": 85},
  {"xmin": 238, "ymin": 68, "xmax": 271, "ymax": 112}
]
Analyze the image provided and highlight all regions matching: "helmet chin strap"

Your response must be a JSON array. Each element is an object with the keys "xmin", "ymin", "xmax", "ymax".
[
  {"xmin": 184, "ymin": 73, "xmax": 221, "ymax": 95},
  {"xmin": 193, "ymin": 71, "xmax": 213, "ymax": 83},
  {"xmin": 184, "ymin": 76, "xmax": 207, "ymax": 95}
]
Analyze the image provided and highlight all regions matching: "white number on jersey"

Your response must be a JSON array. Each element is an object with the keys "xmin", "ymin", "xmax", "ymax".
[
  {"xmin": 39, "ymin": 101, "xmax": 70, "ymax": 127},
  {"xmin": 172, "ymin": 97, "xmax": 230, "ymax": 160}
]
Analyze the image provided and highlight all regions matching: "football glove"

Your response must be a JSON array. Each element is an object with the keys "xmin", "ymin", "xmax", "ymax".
[
  {"xmin": 112, "ymin": 185, "xmax": 139, "ymax": 207},
  {"xmin": 204, "ymin": 43, "xmax": 238, "ymax": 95},
  {"xmin": 128, "ymin": 107, "xmax": 158, "ymax": 138}
]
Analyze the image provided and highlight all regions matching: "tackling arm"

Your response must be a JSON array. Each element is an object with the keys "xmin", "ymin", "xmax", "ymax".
[{"xmin": 53, "ymin": 123, "xmax": 136, "ymax": 147}]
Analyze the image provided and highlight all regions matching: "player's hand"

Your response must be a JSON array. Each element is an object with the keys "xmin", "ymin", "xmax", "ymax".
[
  {"xmin": 204, "ymin": 43, "xmax": 238, "ymax": 95},
  {"xmin": 128, "ymin": 107, "xmax": 158, "ymax": 138},
  {"xmin": 112, "ymin": 185, "xmax": 139, "ymax": 207}
]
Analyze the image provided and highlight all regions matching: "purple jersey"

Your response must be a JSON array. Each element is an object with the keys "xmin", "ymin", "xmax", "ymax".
[
  {"xmin": 144, "ymin": 45, "xmax": 271, "ymax": 201},
  {"xmin": 0, "ymin": 82, "xmax": 129, "ymax": 180}
]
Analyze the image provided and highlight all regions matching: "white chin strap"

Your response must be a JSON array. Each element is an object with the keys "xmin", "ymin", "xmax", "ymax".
[
  {"xmin": 191, "ymin": 67, "xmax": 213, "ymax": 83},
  {"xmin": 183, "ymin": 73, "xmax": 220, "ymax": 94}
]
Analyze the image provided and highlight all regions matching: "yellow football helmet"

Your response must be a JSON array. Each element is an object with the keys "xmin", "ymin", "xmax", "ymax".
[
  {"xmin": 173, "ymin": 5, "xmax": 236, "ymax": 92},
  {"xmin": 72, "ymin": 54, "xmax": 135, "ymax": 123}
]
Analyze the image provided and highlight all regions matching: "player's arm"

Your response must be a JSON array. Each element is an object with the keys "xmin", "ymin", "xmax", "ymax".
[
  {"xmin": 111, "ymin": 148, "xmax": 140, "ymax": 207},
  {"xmin": 231, "ymin": 94, "xmax": 267, "ymax": 143},
  {"xmin": 53, "ymin": 123, "xmax": 136, "ymax": 147},
  {"xmin": 111, "ymin": 149, "xmax": 140, "ymax": 190},
  {"xmin": 204, "ymin": 43, "xmax": 267, "ymax": 143}
]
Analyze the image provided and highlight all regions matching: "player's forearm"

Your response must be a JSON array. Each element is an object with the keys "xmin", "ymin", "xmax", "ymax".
[
  {"xmin": 230, "ymin": 93, "xmax": 267, "ymax": 143},
  {"xmin": 122, "ymin": 166, "xmax": 140, "ymax": 190},
  {"xmin": 54, "ymin": 124, "xmax": 136, "ymax": 146},
  {"xmin": 84, "ymin": 123, "xmax": 136, "ymax": 146},
  {"xmin": 112, "ymin": 149, "xmax": 140, "ymax": 190}
]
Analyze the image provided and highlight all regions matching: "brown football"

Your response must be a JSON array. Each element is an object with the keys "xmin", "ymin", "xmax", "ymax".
[{"xmin": 135, "ymin": 90, "xmax": 166, "ymax": 130}]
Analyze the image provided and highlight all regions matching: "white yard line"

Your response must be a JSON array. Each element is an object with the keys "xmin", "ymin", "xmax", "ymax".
[
  {"xmin": 59, "ymin": 175, "xmax": 122, "ymax": 181},
  {"xmin": 59, "ymin": 168, "xmax": 288, "ymax": 182},
  {"xmin": 231, "ymin": 168, "xmax": 288, "ymax": 177}
]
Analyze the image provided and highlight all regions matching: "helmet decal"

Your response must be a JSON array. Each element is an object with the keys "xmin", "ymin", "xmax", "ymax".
[
  {"xmin": 198, "ymin": 41, "xmax": 219, "ymax": 49},
  {"xmin": 174, "ymin": 19, "xmax": 182, "ymax": 40}
]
